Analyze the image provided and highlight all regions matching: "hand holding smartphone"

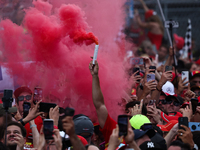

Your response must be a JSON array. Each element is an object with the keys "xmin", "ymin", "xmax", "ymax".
[
  {"xmin": 132, "ymin": 67, "xmax": 140, "ymax": 75},
  {"xmin": 147, "ymin": 74, "xmax": 155, "ymax": 82},
  {"xmin": 130, "ymin": 58, "xmax": 144, "ymax": 65},
  {"xmin": 181, "ymin": 71, "xmax": 189, "ymax": 86},
  {"xmin": 43, "ymin": 119, "xmax": 54, "ymax": 140},
  {"xmin": 149, "ymin": 66, "xmax": 156, "ymax": 73},
  {"xmin": 148, "ymin": 100, "xmax": 156, "ymax": 106},
  {"xmin": 165, "ymin": 66, "xmax": 173, "ymax": 72},
  {"xmin": 118, "ymin": 115, "xmax": 128, "ymax": 137},
  {"xmin": 178, "ymin": 117, "xmax": 188, "ymax": 130}
]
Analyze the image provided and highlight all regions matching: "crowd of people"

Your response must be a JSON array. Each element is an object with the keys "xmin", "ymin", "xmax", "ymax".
[{"xmin": 0, "ymin": 0, "xmax": 200, "ymax": 150}]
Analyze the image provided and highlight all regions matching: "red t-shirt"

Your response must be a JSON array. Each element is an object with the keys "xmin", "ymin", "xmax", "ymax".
[
  {"xmin": 99, "ymin": 114, "xmax": 125, "ymax": 148},
  {"xmin": 24, "ymin": 116, "xmax": 43, "ymax": 145},
  {"xmin": 99, "ymin": 114, "xmax": 117, "ymax": 147}
]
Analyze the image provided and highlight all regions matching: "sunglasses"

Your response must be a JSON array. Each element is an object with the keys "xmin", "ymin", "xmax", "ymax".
[
  {"xmin": 165, "ymin": 100, "xmax": 180, "ymax": 106},
  {"xmin": 159, "ymin": 99, "xmax": 167, "ymax": 104},
  {"xmin": 18, "ymin": 95, "xmax": 32, "ymax": 101}
]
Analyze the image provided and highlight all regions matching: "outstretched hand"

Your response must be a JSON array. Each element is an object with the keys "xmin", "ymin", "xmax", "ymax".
[{"xmin": 89, "ymin": 60, "xmax": 99, "ymax": 76}]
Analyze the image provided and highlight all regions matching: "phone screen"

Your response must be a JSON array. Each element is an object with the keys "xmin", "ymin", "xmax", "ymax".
[
  {"xmin": 147, "ymin": 74, "xmax": 155, "ymax": 82},
  {"xmin": 148, "ymin": 100, "xmax": 156, "ymax": 106},
  {"xmin": 130, "ymin": 58, "xmax": 143, "ymax": 65},
  {"xmin": 191, "ymin": 98, "xmax": 198, "ymax": 114},
  {"xmin": 132, "ymin": 67, "xmax": 140, "ymax": 75},
  {"xmin": 43, "ymin": 119, "xmax": 54, "ymax": 139},
  {"xmin": 118, "ymin": 115, "xmax": 128, "ymax": 136},
  {"xmin": 23, "ymin": 102, "xmax": 31, "ymax": 118},
  {"xmin": 149, "ymin": 66, "xmax": 156, "ymax": 73},
  {"xmin": 165, "ymin": 66, "xmax": 173, "ymax": 72},
  {"xmin": 178, "ymin": 117, "xmax": 188, "ymax": 130},
  {"xmin": 181, "ymin": 71, "xmax": 189, "ymax": 86}
]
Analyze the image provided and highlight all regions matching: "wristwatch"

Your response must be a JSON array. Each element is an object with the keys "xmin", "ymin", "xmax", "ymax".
[{"xmin": 18, "ymin": 118, "xmax": 26, "ymax": 126}]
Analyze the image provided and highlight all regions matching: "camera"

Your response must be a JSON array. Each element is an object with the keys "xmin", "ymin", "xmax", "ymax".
[{"xmin": 189, "ymin": 122, "xmax": 200, "ymax": 132}]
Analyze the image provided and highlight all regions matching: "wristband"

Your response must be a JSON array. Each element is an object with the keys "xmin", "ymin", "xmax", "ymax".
[
  {"xmin": 54, "ymin": 125, "xmax": 58, "ymax": 129},
  {"xmin": 156, "ymin": 86, "xmax": 162, "ymax": 92},
  {"xmin": 30, "ymin": 124, "xmax": 37, "ymax": 129},
  {"xmin": 18, "ymin": 119, "xmax": 26, "ymax": 126}
]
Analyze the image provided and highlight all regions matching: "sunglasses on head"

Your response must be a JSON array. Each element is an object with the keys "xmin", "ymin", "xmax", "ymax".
[
  {"xmin": 165, "ymin": 100, "xmax": 180, "ymax": 106},
  {"xmin": 18, "ymin": 95, "xmax": 32, "ymax": 101}
]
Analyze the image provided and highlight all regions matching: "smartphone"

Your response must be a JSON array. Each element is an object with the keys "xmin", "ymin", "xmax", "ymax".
[
  {"xmin": 23, "ymin": 102, "xmax": 31, "ymax": 118},
  {"xmin": 189, "ymin": 122, "xmax": 200, "ymax": 132},
  {"xmin": 43, "ymin": 119, "xmax": 54, "ymax": 139},
  {"xmin": 191, "ymin": 98, "xmax": 198, "ymax": 114},
  {"xmin": 130, "ymin": 58, "xmax": 143, "ymax": 65},
  {"xmin": 165, "ymin": 66, "xmax": 173, "ymax": 72},
  {"xmin": 132, "ymin": 67, "xmax": 140, "ymax": 75},
  {"xmin": 178, "ymin": 117, "xmax": 188, "ymax": 130},
  {"xmin": 147, "ymin": 74, "xmax": 155, "ymax": 82},
  {"xmin": 148, "ymin": 100, "xmax": 156, "ymax": 106},
  {"xmin": 39, "ymin": 102, "xmax": 57, "ymax": 113},
  {"xmin": 118, "ymin": 115, "xmax": 128, "ymax": 136},
  {"xmin": 149, "ymin": 66, "xmax": 156, "ymax": 73},
  {"xmin": 141, "ymin": 123, "xmax": 153, "ymax": 131},
  {"xmin": 33, "ymin": 87, "xmax": 43, "ymax": 104},
  {"xmin": 181, "ymin": 71, "xmax": 189, "ymax": 86}
]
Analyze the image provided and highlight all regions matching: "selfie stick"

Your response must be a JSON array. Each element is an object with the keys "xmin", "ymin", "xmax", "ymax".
[{"xmin": 156, "ymin": 0, "xmax": 178, "ymax": 67}]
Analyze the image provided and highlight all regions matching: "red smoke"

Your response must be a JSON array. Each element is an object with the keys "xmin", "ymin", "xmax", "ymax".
[{"xmin": 0, "ymin": 0, "xmax": 127, "ymax": 121}]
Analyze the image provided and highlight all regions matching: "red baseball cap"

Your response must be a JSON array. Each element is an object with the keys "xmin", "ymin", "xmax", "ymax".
[
  {"xmin": 196, "ymin": 59, "xmax": 200, "ymax": 65},
  {"xmin": 157, "ymin": 120, "xmax": 178, "ymax": 132},
  {"xmin": 145, "ymin": 10, "xmax": 156, "ymax": 20},
  {"xmin": 180, "ymin": 102, "xmax": 189, "ymax": 108},
  {"xmin": 14, "ymin": 86, "xmax": 32, "ymax": 99},
  {"xmin": 161, "ymin": 111, "xmax": 183, "ymax": 123},
  {"xmin": 191, "ymin": 70, "xmax": 200, "ymax": 77},
  {"xmin": 174, "ymin": 34, "xmax": 184, "ymax": 50}
]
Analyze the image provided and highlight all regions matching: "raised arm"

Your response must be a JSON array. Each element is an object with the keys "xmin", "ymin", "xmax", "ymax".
[
  {"xmin": 89, "ymin": 60, "xmax": 108, "ymax": 128},
  {"xmin": 164, "ymin": 47, "xmax": 174, "ymax": 67},
  {"xmin": 134, "ymin": 9, "xmax": 154, "ymax": 29},
  {"xmin": 138, "ymin": 0, "xmax": 149, "ymax": 12}
]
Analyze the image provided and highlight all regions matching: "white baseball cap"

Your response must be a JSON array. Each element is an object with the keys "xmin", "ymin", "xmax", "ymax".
[{"xmin": 162, "ymin": 81, "xmax": 175, "ymax": 95}]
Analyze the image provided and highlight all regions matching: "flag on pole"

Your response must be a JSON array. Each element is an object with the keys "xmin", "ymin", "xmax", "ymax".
[{"xmin": 183, "ymin": 19, "xmax": 192, "ymax": 61}]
